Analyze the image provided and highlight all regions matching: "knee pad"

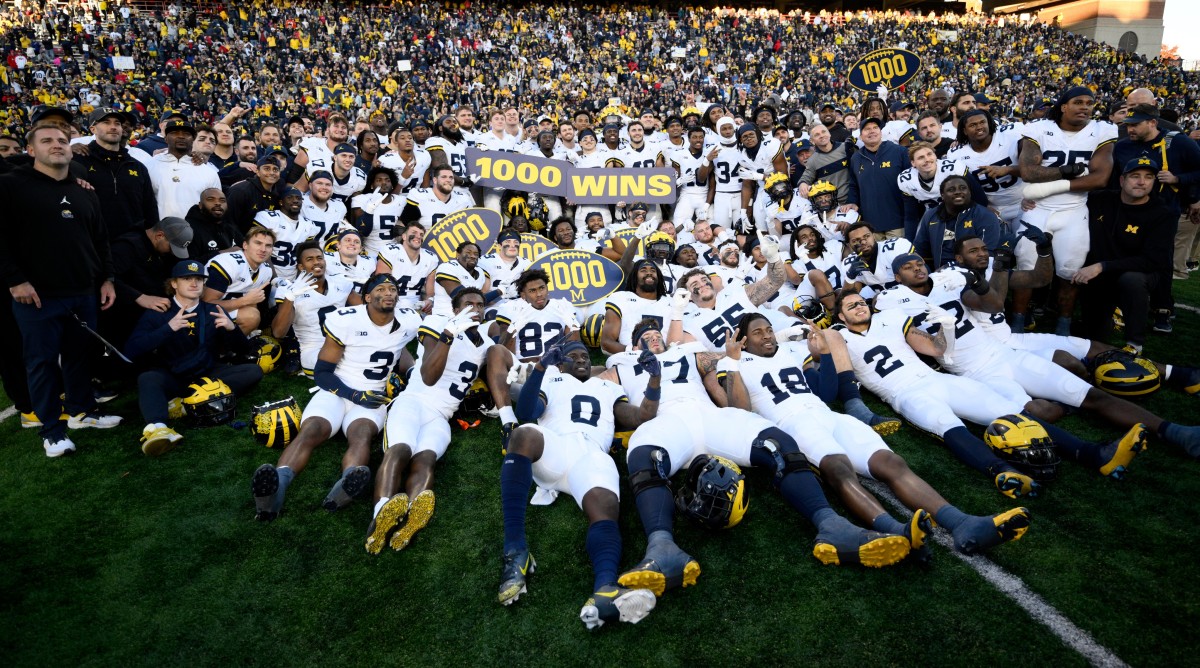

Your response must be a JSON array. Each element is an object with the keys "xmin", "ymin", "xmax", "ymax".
[
  {"xmin": 628, "ymin": 445, "xmax": 672, "ymax": 496},
  {"xmin": 751, "ymin": 427, "xmax": 810, "ymax": 486}
]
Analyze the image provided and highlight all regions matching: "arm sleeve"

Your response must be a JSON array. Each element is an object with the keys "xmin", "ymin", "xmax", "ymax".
[{"xmin": 514, "ymin": 368, "xmax": 547, "ymax": 422}]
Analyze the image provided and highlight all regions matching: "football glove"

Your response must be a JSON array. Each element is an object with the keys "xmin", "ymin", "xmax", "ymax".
[
  {"xmin": 939, "ymin": 269, "xmax": 967, "ymax": 293},
  {"xmin": 592, "ymin": 226, "xmax": 614, "ymax": 242},
  {"xmin": 758, "ymin": 231, "xmax": 781, "ymax": 264},
  {"xmin": 282, "ymin": 271, "xmax": 318, "ymax": 301},
  {"xmin": 637, "ymin": 348, "xmax": 662, "ymax": 378},
  {"xmin": 1018, "ymin": 223, "xmax": 1054, "ymax": 257},
  {"xmin": 635, "ymin": 218, "xmax": 657, "ymax": 240},
  {"xmin": 350, "ymin": 390, "xmax": 390, "ymax": 409},
  {"xmin": 965, "ymin": 269, "xmax": 991, "ymax": 295},
  {"xmin": 506, "ymin": 361, "xmax": 535, "ymax": 385},
  {"xmin": 924, "ymin": 303, "xmax": 958, "ymax": 330},
  {"xmin": 846, "ymin": 254, "xmax": 869, "ymax": 280},
  {"xmin": 1059, "ymin": 163, "xmax": 1087, "ymax": 179},
  {"xmin": 445, "ymin": 309, "xmax": 480, "ymax": 337},
  {"xmin": 539, "ymin": 340, "xmax": 567, "ymax": 368},
  {"xmin": 776, "ymin": 323, "xmax": 812, "ymax": 341},
  {"xmin": 671, "ymin": 287, "xmax": 691, "ymax": 320},
  {"xmin": 992, "ymin": 246, "xmax": 1016, "ymax": 273},
  {"xmin": 676, "ymin": 169, "xmax": 695, "ymax": 187}
]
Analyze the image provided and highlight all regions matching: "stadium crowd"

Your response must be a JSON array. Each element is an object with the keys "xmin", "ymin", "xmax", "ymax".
[{"xmin": 2, "ymin": 0, "xmax": 1200, "ymax": 632}]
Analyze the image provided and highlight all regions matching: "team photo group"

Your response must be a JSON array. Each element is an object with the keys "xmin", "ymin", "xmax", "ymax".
[{"xmin": 3, "ymin": 0, "xmax": 1200, "ymax": 644}]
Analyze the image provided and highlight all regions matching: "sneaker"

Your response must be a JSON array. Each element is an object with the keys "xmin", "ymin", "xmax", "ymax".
[
  {"xmin": 252, "ymin": 464, "xmax": 281, "ymax": 522},
  {"xmin": 20, "ymin": 412, "xmax": 41, "ymax": 428},
  {"xmin": 391, "ymin": 489, "xmax": 435, "ymax": 551},
  {"xmin": 869, "ymin": 415, "xmax": 902, "ymax": 436},
  {"xmin": 93, "ymin": 384, "xmax": 118, "ymax": 404},
  {"xmin": 617, "ymin": 539, "xmax": 701, "ymax": 596},
  {"xmin": 1098, "ymin": 423, "xmax": 1148, "ymax": 479},
  {"xmin": 580, "ymin": 585, "xmax": 657, "ymax": 630},
  {"xmin": 1188, "ymin": 261, "xmax": 1199, "ymax": 272},
  {"xmin": 812, "ymin": 515, "xmax": 910, "ymax": 568},
  {"xmin": 365, "ymin": 494, "xmax": 408, "ymax": 554},
  {"xmin": 1123, "ymin": 342, "xmax": 1144, "ymax": 355},
  {"xmin": 43, "ymin": 436, "xmax": 76, "ymax": 458},
  {"xmin": 67, "ymin": 411, "xmax": 122, "ymax": 429},
  {"xmin": 1175, "ymin": 367, "xmax": 1200, "ymax": 395},
  {"xmin": 498, "ymin": 549, "xmax": 536, "ymax": 606},
  {"xmin": 140, "ymin": 424, "xmax": 183, "ymax": 457},
  {"xmin": 994, "ymin": 471, "xmax": 1039, "ymax": 499},
  {"xmin": 1152, "ymin": 310, "xmax": 1173, "ymax": 334},
  {"xmin": 322, "ymin": 465, "xmax": 371, "ymax": 512},
  {"xmin": 480, "ymin": 406, "xmax": 501, "ymax": 419}
]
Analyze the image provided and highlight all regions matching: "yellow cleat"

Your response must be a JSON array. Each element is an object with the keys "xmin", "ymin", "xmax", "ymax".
[
  {"xmin": 813, "ymin": 531, "xmax": 911, "ymax": 568},
  {"xmin": 995, "ymin": 471, "xmax": 1039, "ymax": 499},
  {"xmin": 391, "ymin": 489, "xmax": 435, "ymax": 551},
  {"xmin": 140, "ymin": 424, "xmax": 183, "ymax": 456},
  {"xmin": 871, "ymin": 417, "xmax": 902, "ymax": 436},
  {"xmin": 365, "ymin": 494, "xmax": 408, "ymax": 555},
  {"xmin": 617, "ymin": 540, "xmax": 701, "ymax": 597},
  {"xmin": 1099, "ymin": 423, "xmax": 1148, "ymax": 479},
  {"xmin": 908, "ymin": 508, "xmax": 932, "ymax": 550}
]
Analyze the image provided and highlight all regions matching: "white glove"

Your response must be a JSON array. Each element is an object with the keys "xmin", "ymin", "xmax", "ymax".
[
  {"xmin": 634, "ymin": 218, "xmax": 657, "ymax": 240},
  {"xmin": 776, "ymin": 323, "xmax": 812, "ymax": 341},
  {"xmin": 360, "ymin": 188, "xmax": 386, "ymax": 214},
  {"xmin": 743, "ymin": 170, "xmax": 765, "ymax": 182},
  {"xmin": 283, "ymin": 271, "xmax": 318, "ymax": 301},
  {"xmin": 736, "ymin": 209, "xmax": 750, "ymax": 228},
  {"xmin": 925, "ymin": 303, "xmax": 958, "ymax": 330},
  {"xmin": 501, "ymin": 282, "xmax": 519, "ymax": 300},
  {"xmin": 758, "ymin": 231, "xmax": 781, "ymax": 264},
  {"xmin": 676, "ymin": 169, "xmax": 695, "ymax": 187},
  {"xmin": 445, "ymin": 309, "xmax": 480, "ymax": 336},
  {"xmin": 677, "ymin": 218, "xmax": 695, "ymax": 234},
  {"xmin": 715, "ymin": 228, "xmax": 736, "ymax": 244},
  {"xmin": 701, "ymin": 205, "xmax": 714, "ymax": 222},
  {"xmin": 506, "ymin": 361, "xmax": 535, "ymax": 385},
  {"xmin": 938, "ymin": 270, "xmax": 967, "ymax": 294},
  {"xmin": 671, "ymin": 287, "xmax": 690, "ymax": 320},
  {"xmin": 876, "ymin": 83, "xmax": 889, "ymax": 101},
  {"xmin": 592, "ymin": 226, "xmax": 614, "ymax": 242},
  {"xmin": 1022, "ymin": 180, "xmax": 1071, "ymax": 200},
  {"xmin": 504, "ymin": 300, "xmax": 535, "ymax": 335},
  {"xmin": 551, "ymin": 299, "xmax": 580, "ymax": 330}
]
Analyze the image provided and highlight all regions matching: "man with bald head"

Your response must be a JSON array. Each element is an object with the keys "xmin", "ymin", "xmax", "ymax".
[{"xmin": 1124, "ymin": 88, "xmax": 1182, "ymax": 134}]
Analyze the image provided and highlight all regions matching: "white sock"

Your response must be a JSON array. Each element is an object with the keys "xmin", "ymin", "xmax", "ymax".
[
  {"xmin": 499, "ymin": 406, "xmax": 516, "ymax": 424},
  {"xmin": 145, "ymin": 423, "xmax": 166, "ymax": 432},
  {"xmin": 373, "ymin": 496, "xmax": 390, "ymax": 518}
]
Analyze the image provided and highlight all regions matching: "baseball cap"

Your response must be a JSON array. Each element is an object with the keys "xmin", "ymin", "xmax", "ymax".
[
  {"xmin": 163, "ymin": 119, "xmax": 196, "ymax": 136},
  {"xmin": 87, "ymin": 107, "xmax": 123, "ymax": 126},
  {"xmin": 796, "ymin": 139, "xmax": 814, "ymax": 151},
  {"xmin": 973, "ymin": 93, "xmax": 994, "ymax": 104},
  {"xmin": 256, "ymin": 154, "xmax": 283, "ymax": 168},
  {"xmin": 523, "ymin": 119, "xmax": 537, "ymax": 129},
  {"xmin": 333, "ymin": 142, "xmax": 356, "ymax": 155},
  {"xmin": 171, "ymin": 258, "xmax": 206, "ymax": 278},
  {"xmin": 1122, "ymin": 156, "xmax": 1160, "ymax": 175},
  {"xmin": 160, "ymin": 110, "xmax": 187, "ymax": 125},
  {"xmin": 1122, "ymin": 109, "xmax": 1158, "ymax": 124},
  {"xmin": 159, "ymin": 217, "xmax": 194, "ymax": 259},
  {"xmin": 820, "ymin": 102, "xmax": 838, "ymax": 111},
  {"xmin": 31, "ymin": 105, "xmax": 74, "ymax": 126},
  {"xmin": 281, "ymin": 186, "xmax": 303, "ymax": 199},
  {"xmin": 859, "ymin": 117, "xmax": 884, "ymax": 132}
]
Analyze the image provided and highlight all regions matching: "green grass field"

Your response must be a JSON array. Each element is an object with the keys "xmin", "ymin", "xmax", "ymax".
[{"xmin": 3, "ymin": 279, "xmax": 1200, "ymax": 666}]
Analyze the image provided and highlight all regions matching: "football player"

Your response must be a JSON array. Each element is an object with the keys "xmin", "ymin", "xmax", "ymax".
[
  {"xmin": 271, "ymin": 241, "xmax": 360, "ymax": 375},
  {"xmin": 617, "ymin": 220, "xmax": 692, "ymax": 293},
  {"xmin": 431, "ymin": 241, "xmax": 495, "ymax": 317},
  {"xmin": 725, "ymin": 312, "xmax": 1030, "ymax": 556},
  {"xmin": 400, "ymin": 164, "xmax": 475, "ymax": 229},
  {"xmin": 485, "ymin": 269, "xmax": 581, "ymax": 447},
  {"xmin": 378, "ymin": 127, "xmax": 431, "ymax": 194},
  {"xmin": 602, "ymin": 259, "xmax": 671, "ymax": 354},
  {"xmin": 425, "ymin": 115, "xmax": 471, "ymax": 186},
  {"xmin": 707, "ymin": 117, "xmax": 744, "ymax": 230},
  {"xmin": 760, "ymin": 171, "xmax": 806, "ymax": 237},
  {"xmin": 948, "ymin": 111, "xmax": 1027, "ymax": 225},
  {"xmin": 1018, "ymin": 86, "xmax": 1118, "ymax": 335},
  {"xmin": 787, "ymin": 223, "xmax": 844, "ymax": 313},
  {"xmin": 367, "ymin": 289, "xmax": 488, "ymax": 553},
  {"xmin": 374, "ymin": 220, "xmax": 438, "ymax": 312},
  {"xmin": 300, "ymin": 171, "xmax": 349, "ymax": 249},
  {"xmin": 498, "ymin": 338, "xmax": 661, "ymax": 628},
  {"xmin": 545, "ymin": 216, "xmax": 602, "ymax": 256},
  {"xmin": 251, "ymin": 274, "xmax": 422, "ymax": 521},
  {"xmin": 898, "ymin": 141, "xmax": 981, "ymax": 234},
  {"xmin": 321, "ymin": 143, "xmax": 368, "ymax": 203},
  {"xmin": 323, "ymin": 229, "xmax": 374, "ymax": 291},
  {"xmin": 203, "ymin": 227, "xmax": 276, "ymax": 335},
  {"xmin": 609, "ymin": 321, "xmax": 910, "ymax": 600},
  {"xmin": 349, "ymin": 166, "xmax": 402, "ymax": 256},
  {"xmin": 251, "ymin": 186, "xmax": 317, "ymax": 281},
  {"xmin": 840, "ymin": 222, "xmax": 916, "ymax": 299},
  {"xmin": 477, "ymin": 230, "xmax": 531, "ymax": 319},
  {"xmin": 293, "ymin": 113, "xmax": 351, "ymax": 182}
]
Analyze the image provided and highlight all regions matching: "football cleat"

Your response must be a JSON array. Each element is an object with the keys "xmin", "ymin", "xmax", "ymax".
[
  {"xmin": 140, "ymin": 424, "xmax": 183, "ymax": 457},
  {"xmin": 252, "ymin": 464, "xmax": 280, "ymax": 522},
  {"xmin": 322, "ymin": 465, "xmax": 372, "ymax": 512},
  {"xmin": 391, "ymin": 489, "xmax": 435, "ymax": 551},
  {"xmin": 498, "ymin": 549, "xmax": 536, "ymax": 606},
  {"xmin": 994, "ymin": 471, "xmax": 1040, "ymax": 499},
  {"xmin": 580, "ymin": 585, "xmax": 657, "ymax": 630},
  {"xmin": 617, "ymin": 540, "xmax": 701, "ymax": 597},
  {"xmin": 365, "ymin": 494, "xmax": 408, "ymax": 555},
  {"xmin": 1098, "ymin": 423, "xmax": 1148, "ymax": 479},
  {"xmin": 501, "ymin": 422, "xmax": 516, "ymax": 455},
  {"xmin": 870, "ymin": 415, "xmax": 902, "ymax": 437},
  {"xmin": 952, "ymin": 507, "xmax": 1031, "ymax": 555},
  {"xmin": 906, "ymin": 509, "xmax": 932, "ymax": 551},
  {"xmin": 1173, "ymin": 366, "xmax": 1200, "ymax": 395},
  {"xmin": 812, "ymin": 515, "xmax": 910, "ymax": 568}
]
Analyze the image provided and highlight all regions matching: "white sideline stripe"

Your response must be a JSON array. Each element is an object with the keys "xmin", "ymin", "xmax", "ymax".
[
  {"xmin": 1175, "ymin": 303, "xmax": 1200, "ymax": 315},
  {"xmin": 860, "ymin": 479, "xmax": 1128, "ymax": 668},
  {"xmin": 0, "ymin": 406, "xmax": 16, "ymax": 423}
]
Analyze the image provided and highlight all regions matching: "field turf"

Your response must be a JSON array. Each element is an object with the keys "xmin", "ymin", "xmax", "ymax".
[{"xmin": 3, "ymin": 278, "xmax": 1200, "ymax": 666}]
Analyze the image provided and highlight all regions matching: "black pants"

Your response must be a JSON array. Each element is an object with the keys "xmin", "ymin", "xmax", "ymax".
[
  {"xmin": 12, "ymin": 295, "xmax": 99, "ymax": 440},
  {"xmin": 0, "ymin": 291, "xmax": 32, "ymax": 413},
  {"xmin": 137, "ymin": 363, "xmax": 263, "ymax": 424},
  {"xmin": 1081, "ymin": 271, "xmax": 1158, "ymax": 346}
]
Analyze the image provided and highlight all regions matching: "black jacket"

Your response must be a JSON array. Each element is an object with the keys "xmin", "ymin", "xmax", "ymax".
[
  {"xmin": 0, "ymin": 165, "xmax": 113, "ymax": 297},
  {"xmin": 74, "ymin": 141, "xmax": 160, "ymax": 239},
  {"xmin": 224, "ymin": 176, "xmax": 281, "ymax": 234},
  {"xmin": 124, "ymin": 299, "xmax": 250, "ymax": 378},
  {"xmin": 1085, "ymin": 191, "xmax": 1176, "ymax": 275},
  {"xmin": 186, "ymin": 204, "xmax": 244, "ymax": 263},
  {"xmin": 111, "ymin": 230, "xmax": 174, "ymax": 306}
]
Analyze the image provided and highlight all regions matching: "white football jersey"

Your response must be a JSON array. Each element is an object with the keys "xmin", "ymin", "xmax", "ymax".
[
  {"xmin": 738, "ymin": 138, "xmax": 783, "ymax": 177},
  {"xmin": 790, "ymin": 240, "xmax": 846, "ymax": 291},
  {"xmin": 376, "ymin": 243, "xmax": 438, "ymax": 309},
  {"xmin": 711, "ymin": 145, "xmax": 743, "ymax": 194},
  {"xmin": 495, "ymin": 298, "xmax": 574, "ymax": 360},
  {"xmin": 615, "ymin": 143, "xmax": 661, "ymax": 170},
  {"xmin": 764, "ymin": 193, "xmax": 806, "ymax": 234},
  {"xmin": 897, "ymin": 159, "xmax": 970, "ymax": 209},
  {"xmin": 321, "ymin": 304, "xmax": 421, "ymax": 392},
  {"xmin": 947, "ymin": 127, "xmax": 1026, "ymax": 215},
  {"xmin": 607, "ymin": 343, "xmax": 711, "ymax": 414},
  {"xmin": 205, "ymin": 250, "xmax": 273, "ymax": 298},
  {"xmin": 298, "ymin": 137, "xmax": 336, "ymax": 172},
  {"xmin": 301, "ymin": 195, "xmax": 349, "ymax": 248},
  {"xmin": 408, "ymin": 314, "xmax": 492, "ymax": 418},
  {"xmin": 665, "ymin": 146, "xmax": 710, "ymax": 195},
  {"xmin": 605, "ymin": 292, "xmax": 673, "ymax": 349},
  {"xmin": 837, "ymin": 308, "xmax": 933, "ymax": 402},
  {"xmin": 477, "ymin": 253, "xmax": 531, "ymax": 293},
  {"xmin": 252, "ymin": 210, "xmax": 320, "ymax": 281},
  {"xmin": 329, "ymin": 167, "xmax": 368, "ymax": 203},
  {"xmin": 737, "ymin": 343, "xmax": 825, "ymax": 421},
  {"xmin": 882, "ymin": 120, "xmax": 914, "ymax": 145},
  {"xmin": 275, "ymin": 274, "xmax": 355, "ymax": 371},
  {"xmin": 535, "ymin": 370, "xmax": 628, "ymax": 451},
  {"xmin": 1020, "ymin": 119, "xmax": 1117, "ymax": 211},
  {"xmin": 682, "ymin": 283, "xmax": 759, "ymax": 351},
  {"xmin": 423, "ymin": 136, "xmax": 469, "ymax": 179},
  {"xmin": 323, "ymin": 251, "xmax": 375, "ymax": 291},
  {"xmin": 404, "ymin": 187, "xmax": 475, "ymax": 229},
  {"xmin": 350, "ymin": 192, "xmax": 405, "ymax": 256},
  {"xmin": 477, "ymin": 131, "xmax": 520, "ymax": 153},
  {"xmin": 378, "ymin": 149, "xmax": 432, "ymax": 194},
  {"xmin": 432, "ymin": 260, "xmax": 488, "ymax": 316},
  {"xmin": 841, "ymin": 236, "xmax": 915, "ymax": 295}
]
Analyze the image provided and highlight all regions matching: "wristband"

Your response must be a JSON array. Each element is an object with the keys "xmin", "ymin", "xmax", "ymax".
[
  {"xmin": 439, "ymin": 331, "xmax": 454, "ymax": 344},
  {"xmin": 643, "ymin": 385, "xmax": 661, "ymax": 402},
  {"xmin": 700, "ymin": 158, "xmax": 711, "ymax": 168},
  {"xmin": 717, "ymin": 357, "xmax": 740, "ymax": 372}
]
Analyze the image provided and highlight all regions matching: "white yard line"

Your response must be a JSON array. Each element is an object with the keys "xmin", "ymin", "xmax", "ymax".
[
  {"xmin": 0, "ymin": 406, "xmax": 16, "ymax": 423},
  {"xmin": 861, "ymin": 479, "xmax": 1129, "ymax": 668},
  {"xmin": 1175, "ymin": 303, "xmax": 1200, "ymax": 315}
]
